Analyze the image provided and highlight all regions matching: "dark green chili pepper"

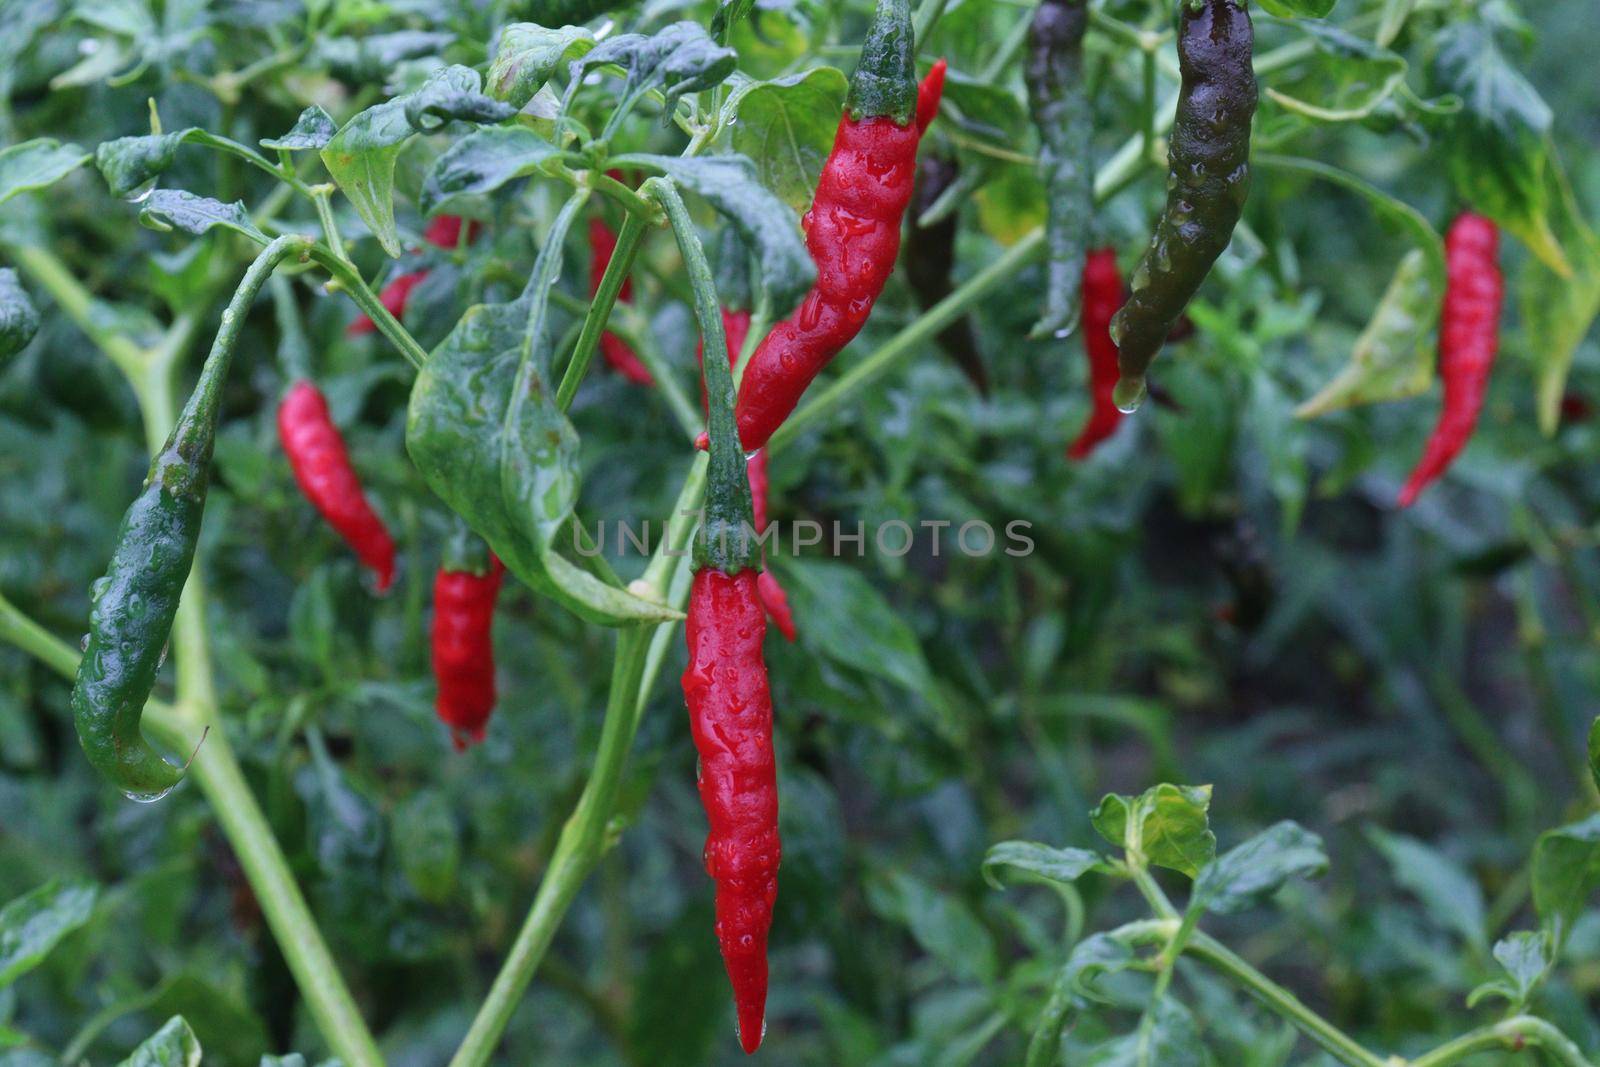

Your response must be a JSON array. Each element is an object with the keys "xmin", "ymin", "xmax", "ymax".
[
  {"xmin": 72, "ymin": 236, "xmax": 307, "ymax": 798},
  {"xmin": 1110, "ymin": 0, "xmax": 1255, "ymax": 411},
  {"xmin": 1026, "ymin": 0, "xmax": 1091, "ymax": 339},
  {"xmin": 906, "ymin": 156, "xmax": 989, "ymax": 394}
]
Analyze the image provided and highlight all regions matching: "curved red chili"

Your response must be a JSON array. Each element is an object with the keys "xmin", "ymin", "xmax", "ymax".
[
  {"xmin": 1067, "ymin": 248, "xmax": 1127, "ymax": 460},
  {"xmin": 277, "ymin": 380, "xmax": 396, "ymax": 590},
  {"xmin": 682, "ymin": 566, "xmax": 780, "ymax": 1054},
  {"xmin": 431, "ymin": 555, "xmax": 504, "ymax": 750},
  {"xmin": 729, "ymin": 59, "xmax": 945, "ymax": 451},
  {"xmin": 1398, "ymin": 212, "xmax": 1502, "ymax": 507},
  {"xmin": 347, "ymin": 214, "xmax": 477, "ymax": 336},
  {"xmin": 590, "ymin": 216, "xmax": 654, "ymax": 384}
]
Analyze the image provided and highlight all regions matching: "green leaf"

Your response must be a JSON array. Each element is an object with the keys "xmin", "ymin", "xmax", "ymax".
[
  {"xmin": 137, "ymin": 190, "xmax": 268, "ymax": 243},
  {"xmin": 314, "ymin": 30, "xmax": 453, "ymax": 81},
  {"xmin": 0, "ymin": 138, "xmax": 91, "ymax": 205},
  {"xmin": 1590, "ymin": 717, "xmax": 1600, "ymax": 798},
  {"xmin": 1432, "ymin": 20, "xmax": 1567, "ymax": 274},
  {"xmin": 1255, "ymin": 0, "xmax": 1337, "ymax": 18},
  {"xmin": 403, "ymin": 65, "xmax": 518, "ymax": 132},
  {"xmin": 1367, "ymin": 827, "xmax": 1486, "ymax": 950},
  {"xmin": 321, "ymin": 99, "xmax": 414, "ymax": 257},
  {"xmin": 563, "ymin": 21, "xmax": 736, "ymax": 125},
  {"xmin": 420, "ymin": 126, "xmax": 564, "ymax": 215},
  {"xmin": 95, "ymin": 128, "xmax": 271, "ymax": 200},
  {"xmin": 1192, "ymin": 821, "xmax": 1327, "ymax": 914},
  {"xmin": 0, "ymin": 269, "xmax": 40, "ymax": 364},
  {"xmin": 1466, "ymin": 931, "xmax": 1551, "ymax": 1011},
  {"xmin": 1297, "ymin": 248, "xmax": 1441, "ymax": 416},
  {"xmin": 116, "ymin": 1017, "xmax": 200, "ymax": 1067},
  {"xmin": 613, "ymin": 153, "xmax": 814, "ymax": 317},
  {"xmin": 981, "ymin": 842, "xmax": 1111, "ymax": 890},
  {"xmin": 0, "ymin": 881, "xmax": 96, "ymax": 988},
  {"xmin": 487, "ymin": 23, "xmax": 595, "ymax": 109},
  {"xmin": 1026, "ymin": 933, "xmax": 1139, "ymax": 1067},
  {"xmin": 866, "ymin": 870, "xmax": 997, "ymax": 983},
  {"xmin": 722, "ymin": 67, "xmax": 849, "ymax": 213},
  {"xmin": 710, "ymin": 0, "xmax": 756, "ymax": 42},
  {"xmin": 1532, "ymin": 812, "xmax": 1600, "ymax": 941},
  {"xmin": 1265, "ymin": 21, "xmax": 1408, "ymax": 123},
  {"xmin": 1523, "ymin": 160, "xmax": 1600, "ymax": 434},
  {"xmin": 406, "ymin": 196, "xmax": 678, "ymax": 625},
  {"xmin": 260, "ymin": 106, "xmax": 337, "ymax": 151},
  {"xmin": 1081, "ymin": 1000, "xmax": 1206, "ymax": 1067},
  {"xmin": 778, "ymin": 558, "xmax": 933, "ymax": 698},
  {"xmin": 392, "ymin": 790, "xmax": 460, "ymax": 905},
  {"xmin": 1091, "ymin": 784, "xmax": 1216, "ymax": 878}
]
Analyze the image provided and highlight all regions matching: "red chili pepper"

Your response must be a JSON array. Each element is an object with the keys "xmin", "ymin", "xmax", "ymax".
[
  {"xmin": 1068, "ymin": 248, "xmax": 1126, "ymax": 460},
  {"xmin": 431, "ymin": 553, "xmax": 504, "ymax": 750},
  {"xmin": 1398, "ymin": 212, "xmax": 1503, "ymax": 507},
  {"xmin": 277, "ymin": 380, "xmax": 396, "ymax": 590},
  {"xmin": 589, "ymin": 216, "xmax": 654, "ymax": 384},
  {"xmin": 700, "ymin": 309, "xmax": 799, "ymax": 642},
  {"xmin": 687, "ymin": 238, "xmax": 783, "ymax": 1053},
  {"xmin": 728, "ymin": 56, "xmax": 945, "ymax": 451},
  {"xmin": 347, "ymin": 215, "xmax": 477, "ymax": 336},
  {"xmin": 682, "ymin": 566, "xmax": 780, "ymax": 1053}
]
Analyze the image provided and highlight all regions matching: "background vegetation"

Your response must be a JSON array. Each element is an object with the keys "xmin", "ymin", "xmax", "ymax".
[{"xmin": 0, "ymin": 0, "xmax": 1597, "ymax": 1062}]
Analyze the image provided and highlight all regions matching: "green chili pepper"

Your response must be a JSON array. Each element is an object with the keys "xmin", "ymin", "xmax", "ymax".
[
  {"xmin": 1026, "ymin": 0, "xmax": 1091, "ymax": 340},
  {"xmin": 72, "ymin": 236, "xmax": 307, "ymax": 798},
  {"xmin": 1109, "ymin": 0, "xmax": 1255, "ymax": 411}
]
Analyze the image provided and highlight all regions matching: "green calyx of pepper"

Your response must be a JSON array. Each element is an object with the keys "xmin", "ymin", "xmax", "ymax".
[
  {"xmin": 442, "ymin": 520, "xmax": 494, "ymax": 576},
  {"xmin": 846, "ymin": 0, "xmax": 918, "ymax": 125},
  {"xmin": 696, "ymin": 342, "xmax": 758, "ymax": 575}
]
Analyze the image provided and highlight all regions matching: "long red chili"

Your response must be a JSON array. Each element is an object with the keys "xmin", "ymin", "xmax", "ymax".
[
  {"xmin": 1398, "ymin": 212, "xmax": 1502, "ymax": 507},
  {"xmin": 683, "ymin": 567, "xmax": 780, "ymax": 1053},
  {"xmin": 347, "ymin": 215, "xmax": 477, "ymax": 336},
  {"xmin": 431, "ymin": 553, "xmax": 504, "ymax": 750},
  {"xmin": 687, "ymin": 238, "xmax": 782, "ymax": 1054},
  {"xmin": 589, "ymin": 216, "xmax": 654, "ymax": 384},
  {"xmin": 277, "ymin": 380, "xmax": 396, "ymax": 590},
  {"xmin": 1067, "ymin": 248, "xmax": 1127, "ymax": 460},
  {"xmin": 728, "ymin": 55, "xmax": 945, "ymax": 451}
]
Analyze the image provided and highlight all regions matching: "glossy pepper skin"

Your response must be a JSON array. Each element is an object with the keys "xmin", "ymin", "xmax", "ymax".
[
  {"xmin": 431, "ymin": 550, "xmax": 504, "ymax": 750},
  {"xmin": 1398, "ymin": 212, "xmax": 1503, "ymax": 507},
  {"xmin": 905, "ymin": 156, "xmax": 989, "ymax": 393},
  {"xmin": 589, "ymin": 216, "xmax": 654, "ymax": 384},
  {"xmin": 1109, "ymin": 0, "xmax": 1255, "ymax": 411},
  {"xmin": 72, "ymin": 238, "xmax": 304, "ymax": 797},
  {"xmin": 1026, "ymin": 0, "xmax": 1091, "ymax": 339},
  {"xmin": 730, "ymin": 13, "xmax": 945, "ymax": 451},
  {"xmin": 347, "ymin": 215, "xmax": 476, "ymax": 336},
  {"xmin": 1068, "ymin": 248, "xmax": 1127, "ymax": 459},
  {"xmin": 686, "ymin": 224, "xmax": 781, "ymax": 1053},
  {"xmin": 278, "ymin": 381, "xmax": 396, "ymax": 591}
]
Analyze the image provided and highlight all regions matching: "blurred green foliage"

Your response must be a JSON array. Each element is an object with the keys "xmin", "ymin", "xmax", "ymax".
[{"xmin": 0, "ymin": 0, "xmax": 1597, "ymax": 1062}]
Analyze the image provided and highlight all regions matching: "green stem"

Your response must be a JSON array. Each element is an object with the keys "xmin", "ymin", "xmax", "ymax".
[
  {"xmin": 556, "ymin": 210, "xmax": 649, "ymax": 411},
  {"xmin": 3, "ymin": 242, "xmax": 145, "ymax": 374},
  {"xmin": 308, "ymin": 246, "xmax": 430, "ymax": 370},
  {"xmin": 0, "ymin": 594, "xmax": 382, "ymax": 1067},
  {"xmin": 311, "ymin": 184, "xmax": 350, "ymax": 261},
  {"xmin": 1185, "ymin": 932, "xmax": 1388, "ymax": 1067},
  {"xmin": 1410, "ymin": 1016, "xmax": 1594, "ymax": 1067},
  {"xmin": 448, "ymin": 455, "xmax": 707, "ymax": 1067}
]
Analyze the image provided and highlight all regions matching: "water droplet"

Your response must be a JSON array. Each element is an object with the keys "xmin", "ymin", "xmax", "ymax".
[
  {"xmin": 156, "ymin": 640, "xmax": 170, "ymax": 670},
  {"xmin": 79, "ymin": 632, "xmax": 92, "ymax": 652},
  {"xmin": 1113, "ymin": 376, "xmax": 1147, "ymax": 414},
  {"xmin": 124, "ymin": 782, "xmax": 176, "ymax": 804}
]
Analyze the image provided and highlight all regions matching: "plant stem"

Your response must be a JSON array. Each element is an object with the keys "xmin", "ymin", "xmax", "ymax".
[
  {"xmin": 1185, "ymin": 932, "xmax": 1389, "ymax": 1067},
  {"xmin": 3, "ymin": 242, "xmax": 145, "ymax": 374},
  {"xmin": 0, "ymin": 593, "xmax": 383, "ymax": 1067},
  {"xmin": 1410, "ymin": 1016, "xmax": 1595, "ymax": 1067},
  {"xmin": 192, "ymin": 731, "xmax": 387, "ymax": 1067},
  {"xmin": 556, "ymin": 210, "xmax": 649, "ymax": 412},
  {"xmin": 448, "ymin": 455, "xmax": 706, "ymax": 1067},
  {"xmin": 308, "ymin": 246, "xmax": 430, "ymax": 370}
]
